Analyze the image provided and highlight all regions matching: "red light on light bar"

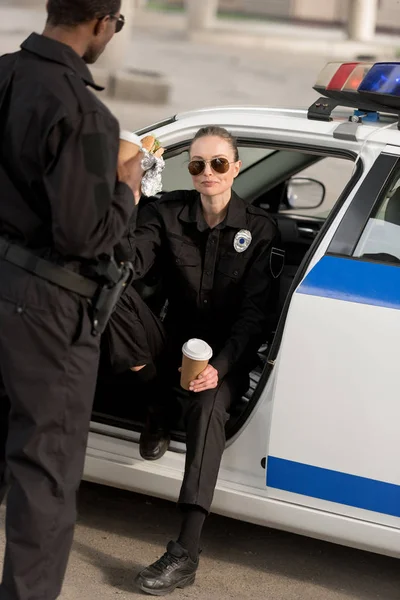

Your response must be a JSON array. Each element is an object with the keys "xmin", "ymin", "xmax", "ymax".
[
  {"xmin": 343, "ymin": 63, "xmax": 373, "ymax": 91},
  {"xmin": 326, "ymin": 63, "xmax": 359, "ymax": 90}
]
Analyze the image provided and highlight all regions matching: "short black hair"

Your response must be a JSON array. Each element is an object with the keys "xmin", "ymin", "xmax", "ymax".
[{"xmin": 47, "ymin": 0, "xmax": 121, "ymax": 26}]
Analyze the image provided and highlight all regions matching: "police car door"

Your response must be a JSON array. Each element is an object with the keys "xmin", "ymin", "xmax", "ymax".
[{"xmin": 266, "ymin": 147, "xmax": 400, "ymax": 528}]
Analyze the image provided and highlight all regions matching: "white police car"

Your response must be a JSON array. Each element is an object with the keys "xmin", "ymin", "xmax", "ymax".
[{"xmin": 86, "ymin": 61, "xmax": 400, "ymax": 559}]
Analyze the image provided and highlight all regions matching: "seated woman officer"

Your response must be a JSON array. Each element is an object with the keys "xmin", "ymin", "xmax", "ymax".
[{"xmin": 104, "ymin": 126, "xmax": 281, "ymax": 596}]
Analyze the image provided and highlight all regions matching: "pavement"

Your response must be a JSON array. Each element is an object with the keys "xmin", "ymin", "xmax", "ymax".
[
  {"xmin": 1, "ymin": 7, "xmax": 400, "ymax": 600},
  {"xmin": 2, "ymin": 482, "xmax": 400, "ymax": 600}
]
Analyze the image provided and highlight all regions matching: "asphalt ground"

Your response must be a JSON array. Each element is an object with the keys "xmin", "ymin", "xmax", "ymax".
[{"xmin": 2, "ymin": 482, "xmax": 399, "ymax": 600}]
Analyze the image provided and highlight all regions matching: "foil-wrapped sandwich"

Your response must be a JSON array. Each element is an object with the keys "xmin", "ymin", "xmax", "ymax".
[{"xmin": 140, "ymin": 135, "xmax": 165, "ymax": 197}]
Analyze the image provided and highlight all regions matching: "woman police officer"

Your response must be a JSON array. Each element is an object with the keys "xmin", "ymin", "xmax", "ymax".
[{"xmin": 104, "ymin": 126, "xmax": 281, "ymax": 595}]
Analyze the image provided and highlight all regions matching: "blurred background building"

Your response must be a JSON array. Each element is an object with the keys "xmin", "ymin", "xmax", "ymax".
[{"xmin": 158, "ymin": 0, "xmax": 399, "ymax": 33}]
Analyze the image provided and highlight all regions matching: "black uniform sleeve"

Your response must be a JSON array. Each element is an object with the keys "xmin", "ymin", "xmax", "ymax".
[
  {"xmin": 211, "ymin": 228, "xmax": 279, "ymax": 379},
  {"xmin": 43, "ymin": 111, "xmax": 134, "ymax": 258},
  {"xmin": 120, "ymin": 199, "xmax": 164, "ymax": 279}
]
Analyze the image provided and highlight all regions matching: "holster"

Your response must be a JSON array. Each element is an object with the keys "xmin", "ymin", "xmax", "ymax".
[{"xmin": 89, "ymin": 260, "xmax": 134, "ymax": 336}]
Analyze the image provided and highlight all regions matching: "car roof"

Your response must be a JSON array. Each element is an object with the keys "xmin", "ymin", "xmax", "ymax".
[{"xmin": 172, "ymin": 105, "xmax": 400, "ymax": 147}]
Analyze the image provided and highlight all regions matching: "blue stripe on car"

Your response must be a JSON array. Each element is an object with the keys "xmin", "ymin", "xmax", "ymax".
[
  {"xmin": 297, "ymin": 255, "xmax": 400, "ymax": 310},
  {"xmin": 267, "ymin": 457, "xmax": 400, "ymax": 518}
]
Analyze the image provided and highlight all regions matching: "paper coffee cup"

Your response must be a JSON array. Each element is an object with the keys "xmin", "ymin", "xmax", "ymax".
[
  {"xmin": 180, "ymin": 339, "xmax": 213, "ymax": 391},
  {"xmin": 119, "ymin": 130, "xmax": 142, "ymax": 163}
]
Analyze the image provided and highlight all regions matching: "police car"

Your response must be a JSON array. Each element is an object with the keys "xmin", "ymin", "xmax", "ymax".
[{"xmin": 86, "ymin": 61, "xmax": 400, "ymax": 559}]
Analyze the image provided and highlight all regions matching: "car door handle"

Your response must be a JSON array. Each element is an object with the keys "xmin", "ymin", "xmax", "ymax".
[{"xmin": 298, "ymin": 227, "xmax": 318, "ymax": 239}]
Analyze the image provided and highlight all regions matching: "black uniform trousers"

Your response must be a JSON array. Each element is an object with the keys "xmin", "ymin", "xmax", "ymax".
[
  {"xmin": 105, "ymin": 286, "xmax": 249, "ymax": 514},
  {"xmin": 0, "ymin": 261, "xmax": 100, "ymax": 600}
]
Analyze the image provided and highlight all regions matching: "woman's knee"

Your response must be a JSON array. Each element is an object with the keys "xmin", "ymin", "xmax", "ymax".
[{"xmin": 185, "ymin": 390, "xmax": 229, "ymax": 424}]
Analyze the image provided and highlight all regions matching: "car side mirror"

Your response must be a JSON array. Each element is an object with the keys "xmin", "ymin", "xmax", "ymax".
[{"xmin": 286, "ymin": 177, "xmax": 326, "ymax": 210}]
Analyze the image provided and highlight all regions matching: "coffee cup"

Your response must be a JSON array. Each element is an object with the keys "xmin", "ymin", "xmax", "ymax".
[
  {"xmin": 180, "ymin": 339, "xmax": 213, "ymax": 391},
  {"xmin": 119, "ymin": 130, "xmax": 142, "ymax": 163}
]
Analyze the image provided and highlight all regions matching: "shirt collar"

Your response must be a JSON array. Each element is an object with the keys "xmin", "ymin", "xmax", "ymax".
[
  {"xmin": 179, "ymin": 190, "xmax": 248, "ymax": 232},
  {"xmin": 21, "ymin": 33, "xmax": 104, "ymax": 91}
]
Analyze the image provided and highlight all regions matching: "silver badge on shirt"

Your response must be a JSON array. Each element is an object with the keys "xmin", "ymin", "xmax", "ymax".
[{"xmin": 234, "ymin": 230, "xmax": 252, "ymax": 253}]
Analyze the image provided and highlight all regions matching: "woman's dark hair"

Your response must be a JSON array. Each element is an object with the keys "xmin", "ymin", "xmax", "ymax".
[
  {"xmin": 47, "ymin": 0, "xmax": 121, "ymax": 26},
  {"xmin": 191, "ymin": 126, "xmax": 240, "ymax": 161}
]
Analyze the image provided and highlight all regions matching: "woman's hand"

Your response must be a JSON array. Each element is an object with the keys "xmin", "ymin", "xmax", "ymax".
[{"xmin": 189, "ymin": 364, "xmax": 219, "ymax": 393}]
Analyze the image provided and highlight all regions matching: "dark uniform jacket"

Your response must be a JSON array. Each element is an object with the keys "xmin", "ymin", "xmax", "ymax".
[
  {"xmin": 124, "ymin": 190, "xmax": 280, "ymax": 378},
  {"xmin": 0, "ymin": 33, "xmax": 133, "ymax": 262}
]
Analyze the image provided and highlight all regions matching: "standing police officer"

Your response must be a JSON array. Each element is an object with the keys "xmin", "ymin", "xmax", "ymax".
[{"xmin": 0, "ymin": 2, "xmax": 143, "ymax": 598}]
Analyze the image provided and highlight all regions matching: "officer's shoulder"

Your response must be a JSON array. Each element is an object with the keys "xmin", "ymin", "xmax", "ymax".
[
  {"xmin": 0, "ymin": 51, "xmax": 19, "ymax": 69},
  {"xmin": 247, "ymin": 203, "xmax": 277, "ymax": 231},
  {"xmin": 157, "ymin": 190, "xmax": 196, "ymax": 209},
  {"xmin": 62, "ymin": 71, "xmax": 100, "ymax": 115},
  {"xmin": 0, "ymin": 52, "xmax": 20, "ymax": 84},
  {"xmin": 37, "ymin": 64, "xmax": 108, "ymax": 121}
]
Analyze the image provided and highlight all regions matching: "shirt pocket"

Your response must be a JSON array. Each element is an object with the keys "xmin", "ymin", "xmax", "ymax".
[
  {"xmin": 217, "ymin": 251, "xmax": 248, "ymax": 281},
  {"xmin": 170, "ymin": 238, "xmax": 201, "ymax": 268}
]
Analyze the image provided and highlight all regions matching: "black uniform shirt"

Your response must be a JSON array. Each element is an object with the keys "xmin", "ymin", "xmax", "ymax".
[
  {"xmin": 0, "ymin": 33, "xmax": 133, "ymax": 260},
  {"xmin": 125, "ymin": 190, "xmax": 280, "ymax": 378}
]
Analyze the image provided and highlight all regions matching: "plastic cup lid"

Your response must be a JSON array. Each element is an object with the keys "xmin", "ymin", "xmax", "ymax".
[
  {"xmin": 182, "ymin": 339, "xmax": 213, "ymax": 361},
  {"xmin": 120, "ymin": 130, "xmax": 142, "ymax": 147}
]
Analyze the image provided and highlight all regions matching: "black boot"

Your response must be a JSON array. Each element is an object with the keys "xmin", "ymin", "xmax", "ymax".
[
  {"xmin": 139, "ymin": 410, "xmax": 170, "ymax": 461},
  {"xmin": 135, "ymin": 365, "xmax": 170, "ymax": 461},
  {"xmin": 136, "ymin": 541, "xmax": 199, "ymax": 596}
]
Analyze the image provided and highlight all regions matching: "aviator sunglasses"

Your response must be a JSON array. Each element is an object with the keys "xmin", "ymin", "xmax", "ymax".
[
  {"xmin": 188, "ymin": 157, "xmax": 235, "ymax": 176},
  {"xmin": 106, "ymin": 13, "xmax": 125, "ymax": 33}
]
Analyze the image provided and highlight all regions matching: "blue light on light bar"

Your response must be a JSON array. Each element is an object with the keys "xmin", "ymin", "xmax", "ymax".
[{"xmin": 359, "ymin": 63, "xmax": 400, "ymax": 96}]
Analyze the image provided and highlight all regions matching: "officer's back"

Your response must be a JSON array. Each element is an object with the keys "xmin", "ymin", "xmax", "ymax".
[
  {"xmin": 0, "ymin": 32, "xmax": 129, "ymax": 258},
  {"xmin": 0, "ymin": 2, "xmax": 143, "ymax": 600}
]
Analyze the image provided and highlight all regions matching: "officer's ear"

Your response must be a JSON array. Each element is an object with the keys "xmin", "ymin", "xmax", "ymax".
[
  {"xmin": 93, "ymin": 15, "xmax": 111, "ymax": 37},
  {"xmin": 232, "ymin": 160, "xmax": 242, "ymax": 179}
]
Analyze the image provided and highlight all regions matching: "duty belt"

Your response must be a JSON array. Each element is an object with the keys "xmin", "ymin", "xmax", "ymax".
[
  {"xmin": 0, "ymin": 238, "xmax": 98, "ymax": 298},
  {"xmin": 0, "ymin": 237, "xmax": 134, "ymax": 336}
]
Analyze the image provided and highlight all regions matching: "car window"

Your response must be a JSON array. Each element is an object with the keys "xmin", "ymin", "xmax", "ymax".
[
  {"xmin": 353, "ymin": 175, "xmax": 400, "ymax": 265},
  {"xmin": 287, "ymin": 157, "xmax": 355, "ymax": 219},
  {"xmin": 162, "ymin": 147, "xmax": 275, "ymax": 193},
  {"xmin": 161, "ymin": 146, "xmax": 354, "ymax": 222}
]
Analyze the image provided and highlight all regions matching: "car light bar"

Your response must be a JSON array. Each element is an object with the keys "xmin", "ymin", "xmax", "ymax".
[
  {"xmin": 310, "ymin": 60, "xmax": 400, "ymax": 124},
  {"xmin": 313, "ymin": 61, "xmax": 373, "ymax": 94}
]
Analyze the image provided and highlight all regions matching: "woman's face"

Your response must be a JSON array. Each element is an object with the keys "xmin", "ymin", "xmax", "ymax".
[{"xmin": 189, "ymin": 136, "xmax": 242, "ymax": 197}]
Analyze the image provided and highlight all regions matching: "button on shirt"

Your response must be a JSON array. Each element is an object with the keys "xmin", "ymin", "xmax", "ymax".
[
  {"xmin": 124, "ymin": 190, "xmax": 280, "ymax": 378},
  {"xmin": 0, "ymin": 33, "xmax": 134, "ymax": 259}
]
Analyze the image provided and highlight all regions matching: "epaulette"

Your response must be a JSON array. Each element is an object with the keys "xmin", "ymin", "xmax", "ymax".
[{"xmin": 247, "ymin": 204, "xmax": 273, "ymax": 219}]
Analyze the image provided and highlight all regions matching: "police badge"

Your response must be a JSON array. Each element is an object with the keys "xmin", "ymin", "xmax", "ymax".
[{"xmin": 234, "ymin": 230, "xmax": 252, "ymax": 253}]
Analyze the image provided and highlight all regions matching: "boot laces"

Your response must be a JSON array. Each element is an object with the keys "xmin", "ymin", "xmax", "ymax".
[{"xmin": 153, "ymin": 551, "xmax": 182, "ymax": 573}]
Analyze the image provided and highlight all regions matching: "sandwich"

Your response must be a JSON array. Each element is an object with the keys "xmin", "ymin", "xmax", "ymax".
[{"xmin": 141, "ymin": 135, "xmax": 164, "ymax": 158}]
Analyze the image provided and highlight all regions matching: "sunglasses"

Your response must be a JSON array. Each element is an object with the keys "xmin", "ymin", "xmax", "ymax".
[
  {"xmin": 188, "ymin": 157, "xmax": 235, "ymax": 176},
  {"xmin": 107, "ymin": 13, "xmax": 125, "ymax": 33}
]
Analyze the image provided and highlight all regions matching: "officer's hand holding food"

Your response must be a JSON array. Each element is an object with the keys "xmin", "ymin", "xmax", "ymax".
[
  {"xmin": 189, "ymin": 365, "xmax": 219, "ymax": 393},
  {"xmin": 118, "ymin": 153, "xmax": 145, "ymax": 205}
]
